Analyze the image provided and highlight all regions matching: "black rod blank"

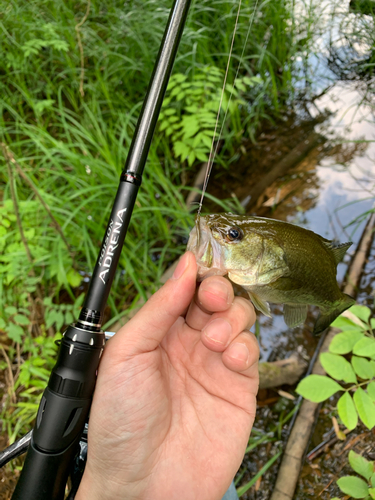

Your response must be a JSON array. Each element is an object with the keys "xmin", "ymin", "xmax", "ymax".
[{"xmin": 79, "ymin": 0, "xmax": 191, "ymax": 328}]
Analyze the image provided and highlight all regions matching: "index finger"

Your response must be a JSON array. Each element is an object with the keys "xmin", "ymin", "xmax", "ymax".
[{"xmin": 185, "ymin": 276, "xmax": 234, "ymax": 331}]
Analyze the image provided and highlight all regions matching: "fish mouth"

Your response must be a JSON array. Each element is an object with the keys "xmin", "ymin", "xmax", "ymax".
[{"xmin": 187, "ymin": 216, "xmax": 226, "ymax": 280}]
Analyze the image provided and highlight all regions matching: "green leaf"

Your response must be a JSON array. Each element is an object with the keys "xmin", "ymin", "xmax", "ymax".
[
  {"xmin": 187, "ymin": 151, "xmax": 196, "ymax": 166},
  {"xmin": 64, "ymin": 311, "xmax": 74, "ymax": 325},
  {"xmin": 371, "ymin": 473, "xmax": 375, "ymax": 487},
  {"xmin": 195, "ymin": 150, "xmax": 208, "ymax": 162},
  {"xmin": 185, "ymin": 105, "xmax": 198, "ymax": 113},
  {"xmin": 337, "ymin": 476, "xmax": 369, "ymax": 498},
  {"xmin": 349, "ymin": 305, "xmax": 371, "ymax": 323},
  {"xmin": 181, "ymin": 116, "xmax": 199, "ymax": 138},
  {"xmin": 354, "ymin": 388, "xmax": 375, "ymax": 429},
  {"xmin": 18, "ymin": 368, "xmax": 31, "ymax": 387},
  {"xmin": 34, "ymin": 99, "xmax": 55, "ymax": 115},
  {"xmin": 353, "ymin": 337, "xmax": 375, "ymax": 358},
  {"xmin": 352, "ymin": 356, "xmax": 375, "ymax": 379},
  {"xmin": 349, "ymin": 450, "xmax": 374, "ymax": 480},
  {"xmin": 159, "ymin": 120, "xmax": 169, "ymax": 132},
  {"xmin": 5, "ymin": 306, "xmax": 17, "ymax": 316},
  {"xmin": 369, "ymin": 488, "xmax": 375, "ymax": 499},
  {"xmin": 6, "ymin": 323, "xmax": 24, "ymax": 343},
  {"xmin": 13, "ymin": 314, "xmax": 30, "ymax": 326},
  {"xmin": 67, "ymin": 269, "xmax": 81, "ymax": 288},
  {"xmin": 73, "ymin": 294, "xmax": 85, "ymax": 318},
  {"xmin": 200, "ymin": 133, "xmax": 214, "ymax": 149},
  {"xmin": 171, "ymin": 73, "xmax": 186, "ymax": 83},
  {"xmin": 32, "ymin": 358, "xmax": 46, "ymax": 367},
  {"xmin": 45, "ymin": 310, "xmax": 64, "ymax": 331},
  {"xmin": 173, "ymin": 141, "xmax": 190, "ymax": 159},
  {"xmin": 251, "ymin": 76, "xmax": 264, "ymax": 84},
  {"xmin": 368, "ymin": 382, "xmax": 375, "ymax": 402},
  {"xmin": 331, "ymin": 316, "xmax": 363, "ymax": 330},
  {"xmin": 329, "ymin": 330, "xmax": 365, "ymax": 354},
  {"xmin": 320, "ymin": 352, "xmax": 357, "ymax": 383},
  {"xmin": 337, "ymin": 392, "xmax": 358, "ymax": 430},
  {"xmin": 296, "ymin": 374, "xmax": 343, "ymax": 402}
]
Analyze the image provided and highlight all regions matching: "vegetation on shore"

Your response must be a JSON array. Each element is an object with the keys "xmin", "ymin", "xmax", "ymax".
[{"xmin": 0, "ymin": 0, "xmax": 310, "ymax": 443}]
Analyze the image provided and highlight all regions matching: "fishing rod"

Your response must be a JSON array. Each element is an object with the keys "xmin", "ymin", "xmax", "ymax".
[{"xmin": 6, "ymin": 1, "xmax": 192, "ymax": 498}]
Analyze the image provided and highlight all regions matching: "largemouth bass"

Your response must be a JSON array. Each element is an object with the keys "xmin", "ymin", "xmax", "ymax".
[{"xmin": 187, "ymin": 213, "xmax": 355, "ymax": 334}]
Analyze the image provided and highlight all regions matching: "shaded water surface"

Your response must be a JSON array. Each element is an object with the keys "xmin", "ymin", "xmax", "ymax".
[{"xmin": 210, "ymin": 1, "xmax": 375, "ymax": 497}]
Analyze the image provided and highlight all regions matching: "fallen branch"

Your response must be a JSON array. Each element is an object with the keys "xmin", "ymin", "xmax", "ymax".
[
  {"xmin": 259, "ymin": 354, "xmax": 307, "ymax": 390},
  {"xmin": 240, "ymin": 131, "xmax": 324, "ymax": 211}
]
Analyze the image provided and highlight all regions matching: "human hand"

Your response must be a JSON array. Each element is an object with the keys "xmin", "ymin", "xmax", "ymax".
[{"xmin": 76, "ymin": 251, "xmax": 258, "ymax": 500}]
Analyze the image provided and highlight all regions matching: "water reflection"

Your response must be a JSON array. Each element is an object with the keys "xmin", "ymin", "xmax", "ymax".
[{"xmin": 237, "ymin": 1, "xmax": 375, "ymax": 498}]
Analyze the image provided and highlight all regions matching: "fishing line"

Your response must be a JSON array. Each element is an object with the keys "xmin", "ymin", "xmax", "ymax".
[
  {"xmin": 197, "ymin": 0, "xmax": 260, "ymax": 216},
  {"xmin": 212, "ymin": 0, "xmax": 260, "ymax": 166}
]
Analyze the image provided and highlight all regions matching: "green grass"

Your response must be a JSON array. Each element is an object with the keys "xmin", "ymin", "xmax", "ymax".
[{"xmin": 0, "ymin": 0, "xmax": 314, "ymax": 438}]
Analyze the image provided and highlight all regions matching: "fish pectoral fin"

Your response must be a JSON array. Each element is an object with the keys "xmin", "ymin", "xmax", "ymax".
[
  {"xmin": 314, "ymin": 293, "xmax": 356, "ymax": 335},
  {"xmin": 247, "ymin": 291, "xmax": 271, "ymax": 317},
  {"xmin": 283, "ymin": 304, "xmax": 308, "ymax": 328}
]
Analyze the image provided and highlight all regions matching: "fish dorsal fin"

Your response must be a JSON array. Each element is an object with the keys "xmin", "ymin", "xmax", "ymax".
[
  {"xmin": 323, "ymin": 241, "xmax": 352, "ymax": 265},
  {"xmin": 247, "ymin": 291, "xmax": 271, "ymax": 318},
  {"xmin": 283, "ymin": 304, "xmax": 308, "ymax": 328}
]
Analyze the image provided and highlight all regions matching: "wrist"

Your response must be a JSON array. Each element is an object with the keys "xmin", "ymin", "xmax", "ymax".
[
  {"xmin": 75, "ymin": 464, "xmax": 144, "ymax": 500},
  {"xmin": 75, "ymin": 468, "xmax": 123, "ymax": 500}
]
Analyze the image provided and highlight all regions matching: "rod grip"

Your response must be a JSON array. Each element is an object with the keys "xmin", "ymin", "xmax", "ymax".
[
  {"xmin": 11, "ymin": 435, "xmax": 81, "ymax": 500},
  {"xmin": 12, "ymin": 326, "xmax": 105, "ymax": 500}
]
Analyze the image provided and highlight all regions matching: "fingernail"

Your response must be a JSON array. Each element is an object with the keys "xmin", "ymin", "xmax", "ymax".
[
  {"xmin": 200, "ymin": 280, "xmax": 231, "ymax": 305},
  {"xmin": 172, "ymin": 253, "xmax": 189, "ymax": 280},
  {"xmin": 203, "ymin": 318, "xmax": 232, "ymax": 346},
  {"xmin": 227, "ymin": 343, "xmax": 249, "ymax": 363}
]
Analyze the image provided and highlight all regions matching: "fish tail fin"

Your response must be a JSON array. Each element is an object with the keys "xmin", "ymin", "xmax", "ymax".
[{"xmin": 314, "ymin": 293, "xmax": 356, "ymax": 335}]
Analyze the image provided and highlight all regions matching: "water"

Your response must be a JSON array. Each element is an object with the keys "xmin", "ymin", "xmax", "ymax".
[
  {"xmin": 231, "ymin": 1, "xmax": 375, "ymax": 498},
  {"xmin": 231, "ymin": 8, "xmax": 375, "ymax": 360}
]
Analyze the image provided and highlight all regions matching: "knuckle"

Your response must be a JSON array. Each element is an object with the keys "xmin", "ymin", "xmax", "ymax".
[
  {"xmin": 248, "ymin": 332, "xmax": 260, "ymax": 360},
  {"xmin": 233, "ymin": 297, "xmax": 256, "ymax": 327}
]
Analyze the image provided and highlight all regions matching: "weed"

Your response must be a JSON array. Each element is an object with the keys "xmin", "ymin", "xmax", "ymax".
[
  {"xmin": 297, "ymin": 305, "xmax": 375, "ymax": 431},
  {"xmin": 0, "ymin": 0, "xmax": 314, "ymax": 441}
]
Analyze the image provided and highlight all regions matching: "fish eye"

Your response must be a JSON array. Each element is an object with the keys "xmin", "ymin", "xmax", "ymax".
[{"xmin": 227, "ymin": 227, "xmax": 243, "ymax": 241}]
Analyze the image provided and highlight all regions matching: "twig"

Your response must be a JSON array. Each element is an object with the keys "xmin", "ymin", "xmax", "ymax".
[
  {"xmin": 1, "ymin": 142, "xmax": 73, "ymax": 255},
  {"xmin": 318, "ymin": 476, "xmax": 336, "ymax": 497},
  {"xmin": 2, "ymin": 143, "xmax": 44, "ymax": 333},
  {"xmin": 75, "ymin": 0, "xmax": 91, "ymax": 97},
  {"xmin": 4, "ymin": 146, "xmax": 33, "ymax": 264},
  {"xmin": 0, "ymin": 345, "xmax": 16, "ymax": 405},
  {"xmin": 306, "ymin": 428, "xmax": 351, "ymax": 462},
  {"xmin": 16, "ymin": 342, "xmax": 21, "ymax": 379}
]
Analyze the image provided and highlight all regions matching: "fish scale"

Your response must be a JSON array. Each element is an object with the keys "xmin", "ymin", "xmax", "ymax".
[{"xmin": 187, "ymin": 213, "xmax": 355, "ymax": 334}]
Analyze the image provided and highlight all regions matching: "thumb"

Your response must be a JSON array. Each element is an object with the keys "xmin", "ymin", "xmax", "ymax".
[{"xmin": 110, "ymin": 252, "xmax": 197, "ymax": 357}]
